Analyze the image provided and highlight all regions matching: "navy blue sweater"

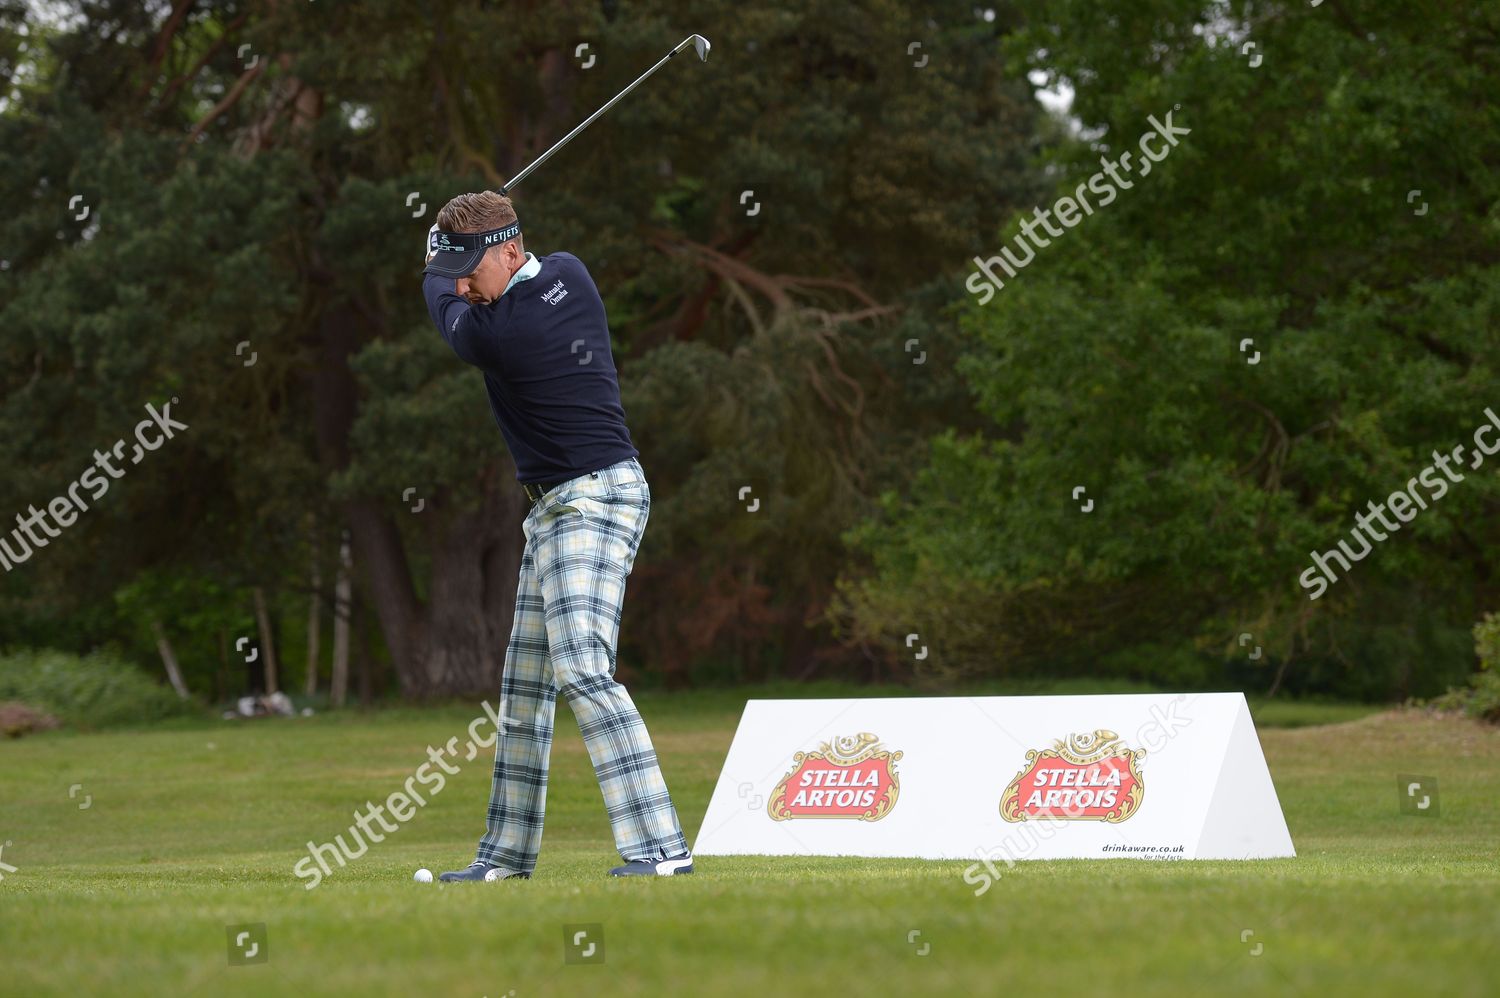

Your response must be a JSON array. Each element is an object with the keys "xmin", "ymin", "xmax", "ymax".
[{"xmin": 422, "ymin": 252, "xmax": 639, "ymax": 485}]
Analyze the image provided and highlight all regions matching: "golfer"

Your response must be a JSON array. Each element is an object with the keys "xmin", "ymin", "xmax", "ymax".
[{"xmin": 420, "ymin": 192, "xmax": 693, "ymax": 879}]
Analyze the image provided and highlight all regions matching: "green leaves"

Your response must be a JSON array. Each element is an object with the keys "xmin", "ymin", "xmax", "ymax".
[{"xmin": 836, "ymin": 0, "xmax": 1500, "ymax": 695}]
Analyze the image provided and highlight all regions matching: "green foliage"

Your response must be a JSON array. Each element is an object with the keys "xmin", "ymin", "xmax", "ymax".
[
  {"xmin": 1475, "ymin": 611, "xmax": 1500, "ymax": 673},
  {"xmin": 1425, "ymin": 671, "xmax": 1500, "ymax": 725},
  {"xmin": 1424, "ymin": 612, "xmax": 1500, "ymax": 723},
  {"xmin": 832, "ymin": 0, "xmax": 1500, "ymax": 698},
  {"xmin": 0, "ymin": 647, "xmax": 195, "ymax": 729},
  {"xmin": 112, "ymin": 569, "xmax": 256, "ymax": 695}
]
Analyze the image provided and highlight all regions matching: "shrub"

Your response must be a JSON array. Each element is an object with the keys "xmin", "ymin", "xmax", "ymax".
[
  {"xmin": 1422, "ymin": 613, "xmax": 1500, "ymax": 724},
  {"xmin": 1475, "ymin": 611, "xmax": 1500, "ymax": 673},
  {"xmin": 0, "ymin": 648, "xmax": 195, "ymax": 730}
]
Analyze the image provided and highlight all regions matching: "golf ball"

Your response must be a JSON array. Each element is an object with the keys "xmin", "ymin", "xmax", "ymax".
[{"xmin": 414, "ymin": 868, "xmax": 433, "ymax": 883}]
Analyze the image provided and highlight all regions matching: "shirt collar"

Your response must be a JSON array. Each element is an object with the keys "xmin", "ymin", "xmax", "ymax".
[{"xmin": 503, "ymin": 252, "xmax": 542, "ymax": 297}]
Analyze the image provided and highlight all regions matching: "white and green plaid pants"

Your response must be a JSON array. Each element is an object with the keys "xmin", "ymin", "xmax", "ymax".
[{"xmin": 476, "ymin": 457, "xmax": 688, "ymax": 872}]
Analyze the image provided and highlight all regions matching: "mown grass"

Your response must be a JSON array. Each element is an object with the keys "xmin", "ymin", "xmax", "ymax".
[{"xmin": 1, "ymin": 687, "xmax": 1495, "ymax": 996}]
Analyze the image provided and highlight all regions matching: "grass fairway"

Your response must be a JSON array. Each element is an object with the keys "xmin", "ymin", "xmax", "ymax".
[{"xmin": 2, "ymin": 689, "xmax": 1497, "ymax": 996}]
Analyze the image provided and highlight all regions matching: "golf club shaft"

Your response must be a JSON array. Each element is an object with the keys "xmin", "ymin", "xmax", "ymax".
[{"xmin": 499, "ymin": 35, "xmax": 704, "ymax": 195}]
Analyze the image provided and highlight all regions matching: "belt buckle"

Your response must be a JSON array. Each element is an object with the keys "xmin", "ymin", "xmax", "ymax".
[{"xmin": 526, "ymin": 479, "xmax": 567, "ymax": 504}]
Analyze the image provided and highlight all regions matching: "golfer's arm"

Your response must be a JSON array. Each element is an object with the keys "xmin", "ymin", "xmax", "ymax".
[{"xmin": 422, "ymin": 273, "xmax": 497, "ymax": 367}]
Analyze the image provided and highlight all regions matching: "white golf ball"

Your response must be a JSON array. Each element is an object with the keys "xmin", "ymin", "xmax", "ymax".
[{"xmin": 414, "ymin": 868, "xmax": 433, "ymax": 883}]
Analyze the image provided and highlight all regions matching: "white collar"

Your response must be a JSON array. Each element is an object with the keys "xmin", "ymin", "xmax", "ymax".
[{"xmin": 503, "ymin": 252, "xmax": 542, "ymax": 296}]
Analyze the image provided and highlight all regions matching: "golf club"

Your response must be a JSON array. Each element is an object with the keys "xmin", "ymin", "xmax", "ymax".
[{"xmin": 498, "ymin": 33, "xmax": 711, "ymax": 195}]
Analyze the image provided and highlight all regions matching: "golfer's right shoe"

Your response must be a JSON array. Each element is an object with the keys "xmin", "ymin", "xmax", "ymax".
[
  {"xmin": 438, "ymin": 859, "xmax": 530, "ymax": 882},
  {"xmin": 609, "ymin": 852, "xmax": 694, "ymax": 877}
]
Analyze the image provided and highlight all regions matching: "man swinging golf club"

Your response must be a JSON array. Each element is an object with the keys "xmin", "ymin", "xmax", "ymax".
[
  {"xmin": 421, "ymin": 195, "xmax": 693, "ymax": 880},
  {"xmin": 420, "ymin": 33, "xmax": 709, "ymax": 881}
]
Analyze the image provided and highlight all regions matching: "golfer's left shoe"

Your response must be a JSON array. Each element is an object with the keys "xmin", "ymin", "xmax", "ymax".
[
  {"xmin": 609, "ymin": 852, "xmax": 694, "ymax": 877},
  {"xmin": 438, "ymin": 860, "xmax": 530, "ymax": 882}
]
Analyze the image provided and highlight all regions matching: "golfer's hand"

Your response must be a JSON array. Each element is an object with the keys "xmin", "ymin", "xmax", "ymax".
[{"xmin": 425, "ymin": 223, "xmax": 439, "ymax": 264}]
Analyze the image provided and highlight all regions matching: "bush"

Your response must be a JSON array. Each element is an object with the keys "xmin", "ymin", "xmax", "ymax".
[
  {"xmin": 1422, "ymin": 613, "xmax": 1500, "ymax": 724},
  {"xmin": 0, "ymin": 648, "xmax": 195, "ymax": 730},
  {"xmin": 1475, "ymin": 611, "xmax": 1500, "ymax": 673},
  {"xmin": 1426, "ymin": 671, "xmax": 1500, "ymax": 724}
]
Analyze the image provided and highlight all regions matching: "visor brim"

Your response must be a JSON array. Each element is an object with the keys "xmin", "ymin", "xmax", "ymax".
[{"xmin": 423, "ymin": 247, "xmax": 485, "ymax": 279}]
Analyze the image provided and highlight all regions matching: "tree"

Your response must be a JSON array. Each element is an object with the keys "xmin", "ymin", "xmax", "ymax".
[{"xmin": 831, "ymin": 0, "xmax": 1500, "ymax": 698}]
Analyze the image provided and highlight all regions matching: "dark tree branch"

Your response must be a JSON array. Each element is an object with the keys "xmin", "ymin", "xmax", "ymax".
[
  {"xmin": 152, "ymin": 12, "xmax": 249, "ymax": 111},
  {"xmin": 179, "ymin": 59, "xmax": 265, "ymax": 150},
  {"xmin": 139, "ymin": 0, "xmax": 198, "ymax": 95}
]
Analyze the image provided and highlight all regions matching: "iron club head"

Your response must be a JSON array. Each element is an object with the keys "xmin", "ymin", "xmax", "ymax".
[{"xmin": 691, "ymin": 34, "xmax": 711, "ymax": 61}]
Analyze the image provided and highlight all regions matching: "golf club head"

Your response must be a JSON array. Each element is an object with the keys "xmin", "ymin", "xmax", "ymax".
[{"xmin": 691, "ymin": 34, "xmax": 711, "ymax": 61}]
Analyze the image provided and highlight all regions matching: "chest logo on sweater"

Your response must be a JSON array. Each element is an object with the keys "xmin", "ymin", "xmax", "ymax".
[{"xmin": 541, "ymin": 279, "xmax": 569, "ymax": 305}]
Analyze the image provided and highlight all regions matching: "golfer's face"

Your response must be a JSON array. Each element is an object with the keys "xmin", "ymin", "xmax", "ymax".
[{"xmin": 455, "ymin": 242, "xmax": 516, "ymax": 305}]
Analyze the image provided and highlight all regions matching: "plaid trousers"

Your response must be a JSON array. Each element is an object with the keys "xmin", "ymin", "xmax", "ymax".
[{"xmin": 476, "ymin": 456, "xmax": 688, "ymax": 872}]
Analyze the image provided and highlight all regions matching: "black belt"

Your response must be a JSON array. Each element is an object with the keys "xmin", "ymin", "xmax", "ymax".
[{"xmin": 522, "ymin": 479, "xmax": 568, "ymax": 504}]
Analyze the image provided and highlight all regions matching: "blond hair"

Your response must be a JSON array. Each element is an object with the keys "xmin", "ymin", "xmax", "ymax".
[{"xmin": 436, "ymin": 192, "xmax": 523, "ymax": 252}]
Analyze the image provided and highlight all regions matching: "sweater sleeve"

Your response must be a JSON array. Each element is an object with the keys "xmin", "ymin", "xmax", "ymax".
[{"xmin": 423, "ymin": 272, "xmax": 499, "ymax": 368}]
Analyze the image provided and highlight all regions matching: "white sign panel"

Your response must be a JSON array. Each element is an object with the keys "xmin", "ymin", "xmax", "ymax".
[{"xmin": 693, "ymin": 693, "xmax": 1294, "ymax": 862}]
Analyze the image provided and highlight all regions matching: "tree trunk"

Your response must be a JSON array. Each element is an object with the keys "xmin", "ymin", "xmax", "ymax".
[
  {"xmin": 406, "ymin": 470, "xmax": 526, "ymax": 696},
  {"xmin": 357, "ymin": 594, "xmax": 374, "ymax": 706},
  {"xmin": 306, "ymin": 519, "xmax": 322, "ymax": 696},
  {"xmin": 253, "ymin": 586, "xmax": 279, "ymax": 695},
  {"xmin": 309, "ymin": 299, "xmax": 426, "ymax": 684},
  {"xmin": 308, "ymin": 296, "xmax": 527, "ymax": 698},
  {"xmin": 331, "ymin": 529, "xmax": 353, "ymax": 707},
  {"xmin": 151, "ymin": 617, "xmax": 191, "ymax": 700}
]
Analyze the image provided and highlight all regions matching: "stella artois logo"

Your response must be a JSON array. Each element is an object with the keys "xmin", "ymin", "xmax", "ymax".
[
  {"xmin": 767, "ymin": 732, "xmax": 902, "ymax": 821},
  {"xmin": 1000, "ymin": 729, "xmax": 1145, "ymax": 823}
]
